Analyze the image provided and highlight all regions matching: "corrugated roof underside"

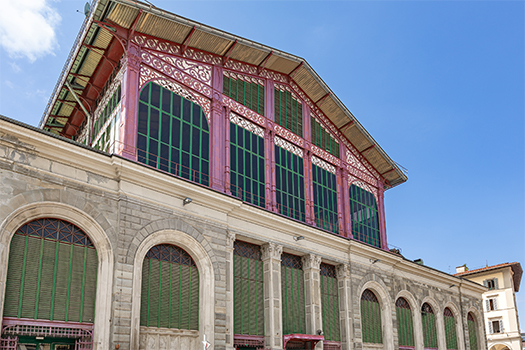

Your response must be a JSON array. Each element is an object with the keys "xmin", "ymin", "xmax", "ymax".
[
  {"xmin": 295, "ymin": 67, "xmax": 326, "ymax": 102},
  {"xmin": 230, "ymin": 44, "xmax": 268, "ymax": 66},
  {"xmin": 188, "ymin": 31, "xmax": 231, "ymax": 56},
  {"xmin": 107, "ymin": 3, "xmax": 137, "ymax": 28}
]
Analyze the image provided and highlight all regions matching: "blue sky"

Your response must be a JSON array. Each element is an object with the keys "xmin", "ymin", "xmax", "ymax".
[{"xmin": 0, "ymin": 0, "xmax": 524, "ymax": 329}]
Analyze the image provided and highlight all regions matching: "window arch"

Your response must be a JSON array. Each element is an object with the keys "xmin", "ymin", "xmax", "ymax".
[
  {"xmin": 444, "ymin": 307, "xmax": 458, "ymax": 350},
  {"xmin": 396, "ymin": 297, "xmax": 415, "ymax": 348},
  {"xmin": 349, "ymin": 184, "xmax": 380, "ymax": 247},
  {"xmin": 3, "ymin": 218, "xmax": 98, "ymax": 323},
  {"xmin": 467, "ymin": 313, "xmax": 478, "ymax": 350},
  {"xmin": 138, "ymin": 81, "xmax": 210, "ymax": 185},
  {"xmin": 140, "ymin": 244, "xmax": 199, "ymax": 330},
  {"xmin": 361, "ymin": 289, "xmax": 382, "ymax": 344},
  {"xmin": 421, "ymin": 303, "xmax": 438, "ymax": 349}
]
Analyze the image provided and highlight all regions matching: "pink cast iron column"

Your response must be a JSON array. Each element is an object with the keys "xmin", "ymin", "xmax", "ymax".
[
  {"xmin": 210, "ymin": 65, "xmax": 227, "ymax": 192},
  {"xmin": 340, "ymin": 167, "xmax": 352, "ymax": 239},
  {"xmin": 118, "ymin": 42, "xmax": 141, "ymax": 161},
  {"xmin": 303, "ymin": 106, "xmax": 314, "ymax": 224},
  {"xmin": 377, "ymin": 184, "xmax": 388, "ymax": 250},
  {"xmin": 265, "ymin": 80, "xmax": 277, "ymax": 212}
]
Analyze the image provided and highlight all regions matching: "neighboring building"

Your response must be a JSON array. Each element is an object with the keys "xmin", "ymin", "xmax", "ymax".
[
  {"xmin": 455, "ymin": 263, "xmax": 523, "ymax": 350},
  {"xmin": 0, "ymin": 1, "xmax": 487, "ymax": 350}
]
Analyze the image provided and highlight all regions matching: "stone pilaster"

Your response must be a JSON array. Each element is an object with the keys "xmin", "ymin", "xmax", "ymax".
[
  {"xmin": 336, "ymin": 264, "xmax": 353, "ymax": 350},
  {"xmin": 225, "ymin": 231, "xmax": 236, "ymax": 350},
  {"xmin": 261, "ymin": 242, "xmax": 283, "ymax": 349},
  {"xmin": 302, "ymin": 254, "xmax": 322, "ymax": 349}
]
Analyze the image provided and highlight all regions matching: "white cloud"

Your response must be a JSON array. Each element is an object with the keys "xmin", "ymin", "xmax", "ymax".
[
  {"xmin": 10, "ymin": 62, "xmax": 21, "ymax": 73},
  {"xmin": 0, "ymin": 0, "xmax": 61, "ymax": 62},
  {"xmin": 5, "ymin": 80, "xmax": 14, "ymax": 89}
]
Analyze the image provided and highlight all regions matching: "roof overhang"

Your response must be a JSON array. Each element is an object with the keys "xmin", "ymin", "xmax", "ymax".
[
  {"xmin": 455, "ymin": 262, "xmax": 523, "ymax": 292},
  {"xmin": 41, "ymin": 0, "xmax": 408, "ymax": 188}
]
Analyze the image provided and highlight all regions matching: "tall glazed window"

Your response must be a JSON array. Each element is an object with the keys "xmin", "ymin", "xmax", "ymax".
[
  {"xmin": 275, "ymin": 87, "xmax": 303, "ymax": 137},
  {"xmin": 138, "ymin": 82, "xmax": 210, "ymax": 185},
  {"xmin": 3, "ymin": 218, "xmax": 98, "ymax": 323},
  {"xmin": 421, "ymin": 303, "xmax": 438, "ymax": 349},
  {"xmin": 349, "ymin": 184, "xmax": 381, "ymax": 247},
  {"xmin": 311, "ymin": 117, "xmax": 339, "ymax": 158},
  {"xmin": 361, "ymin": 289, "xmax": 383, "ymax": 344},
  {"xmin": 320, "ymin": 263, "xmax": 340, "ymax": 343},
  {"xmin": 223, "ymin": 71, "xmax": 265, "ymax": 115},
  {"xmin": 275, "ymin": 138, "xmax": 305, "ymax": 222},
  {"xmin": 233, "ymin": 241, "xmax": 264, "ymax": 337},
  {"xmin": 140, "ymin": 244, "xmax": 199, "ymax": 330},
  {"xmin": 467, "ymin": 313, "xmax": 478, "ymax": 350},
  {"xmin": 230, "ymin": 113, "xmax": 265, "ymax": 207},
  {"xmin": 444, "ymin": 308, "xmax": 458, "ymax": 350},
  {"xmin": 281, "ymin": 253, "xmax": 306, "ymax": 335},
  {"xmin": 396, "ymin": 297, "xmax": 415, "ymax": 349},
  {"xmin": 312, "ymin": 157, "xmax": 339, "ymax": 233}
]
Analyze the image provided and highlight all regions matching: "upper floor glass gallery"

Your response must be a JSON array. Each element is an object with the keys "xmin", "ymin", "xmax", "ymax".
[{"xmin": 40, "ymin": 3, "xmax": 407, "ymax": 250}]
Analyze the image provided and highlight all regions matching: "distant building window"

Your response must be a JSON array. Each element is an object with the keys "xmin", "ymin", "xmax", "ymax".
[
  {"xmin": 489, "ymin": 320, "xmax": 504, "ymax": 334},
  {"xmin": 486, "ymin": 297, "xmax": 498, "ymax": 311},
  {"xmin": 484, "ymin": 278, "xmax": 499, "ymax": 290}
]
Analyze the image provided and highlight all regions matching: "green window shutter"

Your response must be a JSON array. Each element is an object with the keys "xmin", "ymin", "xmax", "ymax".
[
  {"xmin": 141, "ymin": 244, "xmax": 199, "ymax": 331},
  {"xmin": 422, "ymin": 303, "xmax": 438, "ymax": 349},
  {"xmin": 395, "ymin": 298, "xmax": 415, "ymax": 347},
  {"xmin": 4, "ymin": 234, "xmax": 26, "ymax": 318},
  {"xmin": 349, "ymin": 184, "xmax": 381, "ymax": 248},
  {"xmin": 274, "ymin": 88, "xmax": 302, "ymax": 137},
  {"xmin": 444, "ymin": 308, "xmax": 458, "ymax": 350},
  {"xmin": 54, "ymin": 242, "xmax": 71, "ymax": 321},
  {"xmin": 82, "ymin": 247, "xmax": 98, "ymax": 323},
  {"xmin": 222, "ymin": 73, "xmax": 265, "ymax": 115},
  {"xmin": 310, "ymin": 117, "xmax": 339, "ymax": 158},
  {"xmin": 281, "ymin": 253, "xmax": 306, "ymax": 335},
  {"xmin": 361, "ymin": 290, "xmax": 383, "ymax": 344},
  {"xmin": 20, "ymin": 236, "xmax": 41, "ymax": 318},
  {"xmin": 321, "ymin": 264, "xmax": 340, "ymax": 341},
  {"xmin": 467, "ymin": 314, "xmax": 478, "ymax": 350}
]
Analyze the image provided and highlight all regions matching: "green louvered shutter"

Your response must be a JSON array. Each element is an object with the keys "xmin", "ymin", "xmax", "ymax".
[
  {"xmin": 395, "ymin": 298, "xmax": 415, "ymax": 347},
  {"xmin": 422, "ymin": 303, "xmax": 438, "ymax": 349},
  {"xmin": 281, "ymin": 253, "xmax": 306, "ymax": 335},
  {"xmin": 140, "ymin": 244, "xmax": 199, "ymax": 330},
  {"xmin": 274, "ymin": 87, "xmax": 302, "ymax": 137},
  {"xmin": 233, "ymin": 241, "xmax": 264, "ymax": 336},
  {"xmin": 361, "ymin": 289, "xmax": 383, "ymax": 344},
  {"xmin": 321, "ymin": 263, "xmax": 340, "ymax": 341},
  {"xmin": 444, "ymin": 308, "xmax": 458, "ymax": 350},
  {"xmin": 3, "ymin": 218, "xmax": 98, "ymax": 324},
  {"xmin": 222, "ymin": 72, "xmax": 265, "ymax": 115},
  {"xmin": 467, "ymin": 313, "xmax": 478, "ymax": 350}
]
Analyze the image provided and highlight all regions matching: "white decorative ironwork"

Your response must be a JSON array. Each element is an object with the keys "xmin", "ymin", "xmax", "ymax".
[
  {"xmin": 224, "ymin": 60, "xmax": 258, "ymax": 75},
  {"xmin": 230, "ymin": 112, "xmax": 264, "ymax": 137},
  {"xmin": 312, "ymin": 155, "xmax": 336, "ymax": 174},
  {"xmin": 133, "ymin": 34, "xmax": 180, "ymax": 55},
  {"xmin": 92, "ymin": 103, "xmax": 121, "ymax": 145},
  {"xmin": 274, "ymin": 136, "xmax": 303, "ymax": 158},
  {"xmin": 223, "ymin": 70, "xmax": 264, "ymax": 86},
  {"xmin": 92, "ymin": 66, "xmax": 124, "ymax": 124},
  {"xmin": 260, "ymin": 69, "xmax": 288, "ymax": 83},
  {"xmin": 141, "ymin": 51, "xmax": 212, "ymax": 97},
  {"xmin": 274, "ymin": 124, "xmax": 303, "ymax": 147},
  {"xmin": 222, "ymin": 96, "xmax": 265, "ymax": 126},
  {"xmin": 311, "ymin": 145, "xmax": 341, "ymax": 167},
  {"xmin": 140, "ymin": 65, "xmax": 211, "ymax": 123},
  {"xmin": 183, "ymin": 47, "xmax": 222, "ymax": 65},
  {"xmin": 149, "ymin": 51, "xmax": 212, "ymax": 85},
  {"xmin": 274, "ymin": 83, "xmax": 300, "ymax": 101}
]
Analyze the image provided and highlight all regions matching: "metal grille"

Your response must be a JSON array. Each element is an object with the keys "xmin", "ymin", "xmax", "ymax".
[
  {"xmin": 233, "ymin": 335, "xmax": 265, "ymax": 349},
  {"xmin": 137, "ymin": 81, "xmax": 210, "ymax": 186},
  {"xmin": 0, "ymin": 337, "xmax": 17, "ymax": 350},
  {"xmin": 281, "ymin": 253, "xmax": 302, "ymax": 269},
  {"xmin": 321, "ymin": 263, "xmax": 340, "ymax": 342},
  {"xmin": 361, "ymin": 289, "xmax": 382, "ymax": 344},
  {"xmin": 444, "ymin": 308, "xmax": 457, "ymax": 350},
  {"xmin": 16, "ymin": 218, "xmax": 94, "ymax": 247},
  {"xmin": 320, "ymin": 263, "xmax": 336, "ymax": 278},
  {"xmin": 311, "ymin": 116, "xmax": 339, "ymax": 159},
  {"xmin": 396, "ymin": 298, "xmax": 414, "ymax": 347},
  {"xmin": 421, "ymin": 303, "xmax": 438, "ymax": 349},
  {"xmin": 349, "ymin": 184, "xmax": 381, "ymax": 248},
  {"xmin": 145, "ymin": 244, "xmax": 196, "ymax": 267},
  {"xmin": 234, "ymin": 241, "xmax": 261, "ymax": 260}
]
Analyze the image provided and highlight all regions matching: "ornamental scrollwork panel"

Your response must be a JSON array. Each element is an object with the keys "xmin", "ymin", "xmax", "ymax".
[
  {"xmin": 274, "ymin": 136, "xmax": 303, "ymax": 158},
  {"xmin": 274, "ymin": 124, "xmax": 304, "ymax": 148},
  {"xmin": 311, "ymin": 145, "xmax": 341, "ymax": 168},
  {"xmin": 222, "ymin": 96, "xmax": 265, "ymax": 127},
  {"xmin": 224, "ymin": 70, "xmax": 264, "ymax": 86},
  {"xmin": 139, "ymin": 65, "xmax": 211, "ymax": 123},
  {"xmin": 149, "ymin": 51, "xmax": 212, "ymax": 85},
  {"xmin": 260, "ymin": 69, "xmax": 288, "ymax": 83},
  {"xmin": 311, "ymin": 155, "xmax": 336, "ymax": 174},
  {"xmin": 230, "ymin": 112, "xmax": 265, "ymax": 138},
  {"xmin": 141, "ymin": 51, "xmax": 212, "ymax": 98},
  {"xmin": 183, "ymin": 47, "xmax": 222, "ymax": 65},
  {"xmin": 133, "ymin": 34, "xmax": 180, "ymax": 56},
  {"xmin": 224, "ymin": 60, "xmax": 258, "ymax": 76}
]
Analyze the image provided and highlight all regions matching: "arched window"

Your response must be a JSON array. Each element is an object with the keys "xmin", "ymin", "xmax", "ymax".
[
  {"xmin": 396, "ymin": 297, "xmax": 415, "ymax": 348},
  {"xmin": 467, "ymin": 313, "xmax": 478, "ymax": 350},
  {"xmin": 140, "ymin": 244, "xmax": 199, "ymax": 330},
  {"xmin": 421, "ymin": 303, "xmax": 438, "ymax": 349},
  {"xmin": 4, "ymin": 218, "xmax": 98, "ymax": 323},
  {"xmin": 361, "ymin": 289, "xmax": 382, "ymax": 344},
  {"xmin": 281, "ymin": 253, "xmax": 306, "ymax": 334},
  {"xmin": 320, "ymin": 263, "xmax": 340, "ymax": 342},
  {"xmin": 233, "ymin": 241, "xmax": 264, "ymax": 336},
  {"xmin": 444, "ymin": 308, "xmax": 458, "ymax": 350},
  {"xmin": 138, "ymin": 82, "xmax": 210, "ymax": 185},
  {"xmin": 349, "ymin": 184, "xmax": 381, "ymax": 248}
]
